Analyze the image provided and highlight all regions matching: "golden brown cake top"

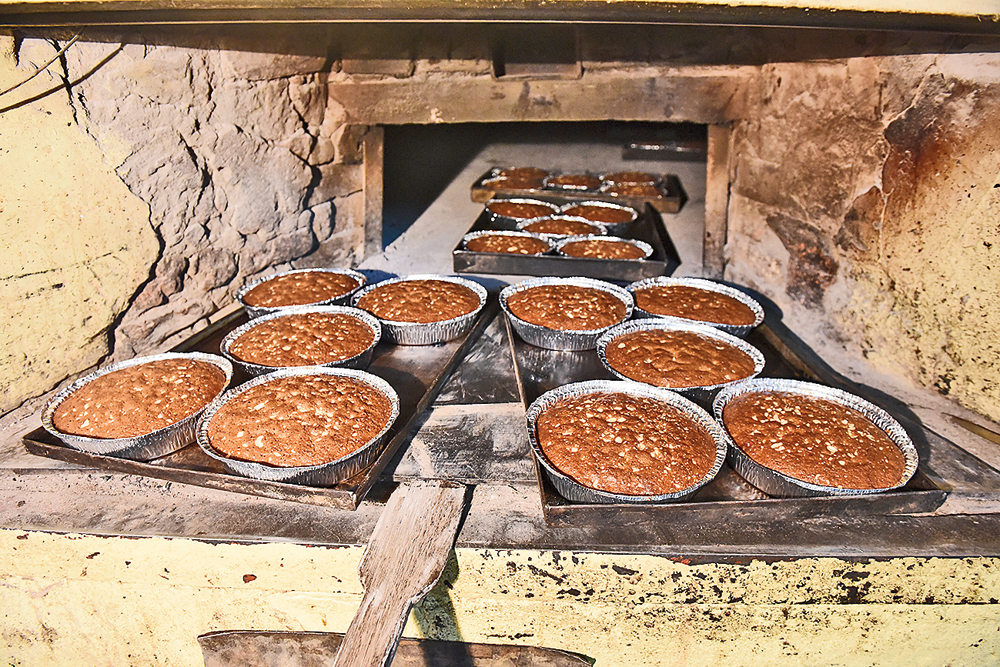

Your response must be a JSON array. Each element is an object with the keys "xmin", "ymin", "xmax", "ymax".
[
  {"xmin": 356, "ymin": 279, "xmax": 480, "ymax": 324},
  {"xmin": 207, "ymin": 374, "xmax": 393, "ymax": 468},
  {"xmin": 602, "ymin": 171, "xmax": 660, "ymax": 185},
  {"xmin": 521, "ymin": 217, "xmax": 602, "ymax": 236},
  {"xmin": 486, "ymin": 200, "xmax": 556, "ymax": 220},
  {"xmin": 243, "ymin": 271, "xmax": 360, "ymax": 308},
  {"xmin": 633, "ymin": 284, "xmax": 756, "ymax": 326},
  {"xmin": 53, "ymin": 358, "xmax": 226, "ymax": 439},
  {"xmin": 559, "ymin": 238, "xmax": 646, "ymax": 260},
  {"xmin": 465, "ymin": 233, "xmax": 550, "ymax": 255},
  {"xmin": 499, "ymin": 166, "xmax": 549, "ymax": 180},
  {"xmin": 560, "ymin": 204, "xmax": 636, "ymax": 224},
  {"xmin": 547, "ymin": 174, "xmax": 602, "ymax": 189},
  {"xmin": 723, "ymin": 391, "xmax": 906, "ymax": 490},
  {"xmin": 604, "ymin": 329, "xmax": 756, "ymax": 388},
  {"xmin": 229, "ymin": 312, "xmax": 375, "ymax": 367},
  {"xmin": 536, "ymin": 391, "xmax": 716, "ymax": 495},
  {"xmin": 507, "ymin": 284, "xmax": 626, "ymax": 331},
  {"xmin": 605, "ymin": 183, "xmax": 662, "ymax": 197}
]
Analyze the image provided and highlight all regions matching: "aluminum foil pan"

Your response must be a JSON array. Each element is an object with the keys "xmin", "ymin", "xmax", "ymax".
[
  {"xmin": 351, "ymin": 274, "xmax": 488, "ymax": 345},
  {"xmin": 484, "ymin": 198, "xmax": 560, "ymax": 230},
  {"xmin": 627, "ymin": 276, "xmax": 765, "ymax": 338},
  {"xmin": 499, "ymin": 276, "xmax": 634, "ymax": 351},
  {"xmin": 599, "ymin": 171, "xmax": 663, "ymax": 186},
  {"xmin": 41, "ymin": 352, "xmax": 233, "ymax": 461},
  {"xmin": 596, "ymin": 319, "xmax": 766, "ymax": 402},
  {"xmin": 557, "ymin": 200, "xmax": 639, "ymax": 233},
  {"xmin": 526, "ymin": 379, "xmax": 728, "ymax": 504},
  {"xmin": 220, "ymin": 305, "xmax": 381, "ymax": 377},
  {"xmin": 542, "ymin": 173, "xmax": 603, "ymax": 192},
  {"xmin": 460, "ymin": 229, "xmax": 553, "ymax": 256},
  {"xmin": 237, "ymin": 267, "xmax": 367, "ymax": 320},
  {"xmin": 516, "ymin": 215, "xmax": 608, "ymax": 239},
  {"xmin": 553, "ymin": 234, "xmax": 653, "ymax": 261},
  {"xmin": 712, "ymin": 378, "xmax": 919, "ymax": 498},
  {"xmin": 196, "ymin": 366, "xmax": 400, "ymax": 486}
]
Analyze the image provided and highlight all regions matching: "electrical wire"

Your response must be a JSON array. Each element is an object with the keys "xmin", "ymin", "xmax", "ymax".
[{"xmin": 0, "ymin": 31, "xmax": 84, "ymax": 99}]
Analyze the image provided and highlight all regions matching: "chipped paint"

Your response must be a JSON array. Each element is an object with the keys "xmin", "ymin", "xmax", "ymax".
[{"xmin": 3, "ymin": 531, "xmax": 1000, "ymax": 666}]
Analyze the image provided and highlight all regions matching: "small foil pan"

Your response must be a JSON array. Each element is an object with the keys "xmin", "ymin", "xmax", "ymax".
[
  {"xmin": 553, "ymin": 234, "xmax": 654, "ymax": 261},
  {"xmin": 499, "ymin": 276, "xmax": 634, "ymax": 351},
  {"xmin": 557, "ymin": 200, "xmax": 639, "ymax": 233},
  {"xmin": 237, "ymin": 267, "xmax": 367, "ymax": 320},
  {"xmin": 352, "ymin": 274, "xmax": 488, "ymax": 345},
  {"xmin": 460, "ymin": 230, "xmax": 553, "ymax": 256},
  {"xmin": 712, "ymin": 378, "xmax": 919, "ymax": 498},
  {"xmin": 41, "ymin": 352, "xmax": 234, "ymax": 461},
  {"xmin": 596, "ymin": 319, "xmax": 766, "ymax": 402},
  {"xmin": 516, "ymin": 215, "xmax": 608, "ymax": 239},
  {"xmin": 483, "ymin": 198, "xmax": 560, "ymax": 230},
  {"xmin": 542, "ymin": 173, "xmax": 603, "ymax": 192},
  {"xmin": 526, "ymin": 379, "xmax": 728, "ymax": 504},
  {"xmin": 627, "ymin": 276, "xmax": 765, "ymax": 338},
  {"xmin": 196, "ymin": 366, "xmax": 400, "ymax": 486},
  {"xmin": 220, "ymin": 305, "xmax": 382, "ymax": 378}
]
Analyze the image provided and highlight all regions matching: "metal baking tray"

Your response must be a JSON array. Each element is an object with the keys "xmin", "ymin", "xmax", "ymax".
[
  {"xmin": 22, "ymin": 295, "xmax": 499, "ymax": 510},
  {"xmin": 471, "ymin": 169, "xmax": 687, "ymax": 214},
  {"xmin": 504, "ymin": 314, "xmax": 948, "ymax": 526},
  {"xmin": 453, "ymin": 201, "xmax": 681, "ymax": 281}
]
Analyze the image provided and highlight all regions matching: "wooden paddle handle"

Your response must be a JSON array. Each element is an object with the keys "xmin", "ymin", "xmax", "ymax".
[{"xmin": 333, "ymin": 580, "xmax": 413, "ymax": 667}]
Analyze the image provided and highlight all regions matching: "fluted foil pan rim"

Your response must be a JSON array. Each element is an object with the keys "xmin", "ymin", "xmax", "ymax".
[
  {"xmin": 515, "ymin": 215, "xmax": 608, "ymax": 239},
  {"xmin": 499, "ymin": 276, "xmax": 634, "ymax": 351},
  {"xmin": 596, "ymin": 319, "xmax": 766, "ymax": 401},
  {"xmin": 220, "ymin": 305, "xmax": 382, "ymax": 377},
  {"xmin": 42, "ymin": 352, "xmax": 234, "ymax": 461},
  {"xmin": 484, "ymin": 197, "xmax": 561, "ymax": 229},
  {"xmin": 556, "ymin": 200, "xmax": 639, "ymax": 232},
  {"xmin": 460, "ymin": 229, "xmax": 553, "ymax": 256},
  {"xmin": 712, "ymin": 378, "xmax": 919, "ymax": 497},
  {"xmin": 351, "ymin": 274, "xmax": 488, "ymax": 345},
  {"xmin": 526, "ymin": 379, "xmax": 728, "ymax": 504},
  {"xmin": 196, "ymin": 366, "xmax": 400, "ymax": 486},
  {"xmin": 237, "ymin": 267, "xmax": 368, "ymax": 320},
  {"xmin": 553, "ymin": 234, "xmax": 654, "ymax": 261},
  {"xmin": 627, "ymin": 276, "xmax": 765, "ymax": 337}
]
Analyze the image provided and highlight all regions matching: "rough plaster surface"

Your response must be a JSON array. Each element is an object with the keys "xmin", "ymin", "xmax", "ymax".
[
  {"xmin": 0, "ymin": 38, "xmax": 157, "ymax": 414},
  {"xmin": 726, "ymin": 52, "xmax": 1000, "ymax": 420},
  {"xmin": 0, "ymin": 33, "xmax": 373, "ymax": 414},
  {"xmin": 3, "ymin": 530, "xmax": 1000, "ymax": 666}
]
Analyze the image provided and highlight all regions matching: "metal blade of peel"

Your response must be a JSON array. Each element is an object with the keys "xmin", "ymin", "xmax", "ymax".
[{"xmin": 332, "ymin": 479, "xmax": 467, "ymax": 667}]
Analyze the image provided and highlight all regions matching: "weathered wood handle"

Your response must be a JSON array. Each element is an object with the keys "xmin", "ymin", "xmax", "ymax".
[{"xmin": 332, "ymin": 480, "xmax": 467, "ymax": 667}]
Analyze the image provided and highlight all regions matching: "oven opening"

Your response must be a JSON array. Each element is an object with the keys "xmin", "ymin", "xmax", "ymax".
[{"xmin": 382, "ymin": 121, "xmax": 708, "ymax": 274}]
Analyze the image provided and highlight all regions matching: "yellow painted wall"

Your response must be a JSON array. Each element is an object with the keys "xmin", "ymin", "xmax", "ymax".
[
  {"xmin": 0, "ymin": 36, "xmax": 157, "ymax": 413},
  {"xmin": 3, "ymin": 529, "xmax": 999, "ymax": 667}
]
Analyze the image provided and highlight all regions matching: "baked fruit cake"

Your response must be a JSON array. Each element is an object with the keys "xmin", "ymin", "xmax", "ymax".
[
  {"xmin": 506, "ymin": 283, "xmax": 627, "ymax": 331},
  {"xmin": 241, "ymin": 269, "xmax": 362, "ymax": 309},
  {"xmin": 535, "ymin": 390, "xmax": 717, "ymax": 496},
  {"xmin": 557, "ymin": 237, "xmax": 649, "ymax": 260},
  {"xmin": 355, "ymin": 278, "xmax": 481, "ymax": 324},
  {"xmin": 205, "ymin": 373, "xmax": 394, "ymax": 467},
  {"xmin": 52, "ymin": 357, "xmax": 227, "ymax": 439},
  {"xmin": 464, "ymin": 232, "xmax": 550, "ymax": 255},
  {"xmin": 603, "ymin": 328, "xmax": 757, "ymax": 389},
  {"xmin": 560, "ymin": 202, "xmax": 637, "ymax": 225},
  {"xmin": 544, "ymin": 173, "xmax": 602, "ymax": 190},
  {"xmin": 227, "ymin": 311, "xmax": 376, "ymax": 368},
  {"xmin": 485, "ymin": 199, "xmax": 558, "ymax": 221},
  {"xmin": 601, "ymin": 171, "xmax": 661, "ymax": 185},
  {"xmin": 632, "ymin": 282, "xmax": 757, "ymax": 326},
  {"xmin": 603, "ymin": 183, "xmax": 663, "ymax": 198},
  {"xmin": 519, "ymin": 216, "xmax": 604, "ymax": 237},
  {"xmin": 722, "ymin": 391, "xmax": 907, "ymax": 490}
]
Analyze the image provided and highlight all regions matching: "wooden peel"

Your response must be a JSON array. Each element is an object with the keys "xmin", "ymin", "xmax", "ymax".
[{"xmin": 332, "ymin": 479, "xmax": 467, "ymax": 667}]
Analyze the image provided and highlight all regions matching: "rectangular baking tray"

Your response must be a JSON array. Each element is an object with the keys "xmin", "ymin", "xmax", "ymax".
[
  {"xmin": 453, "ymin": 202, "xmax": 681, "ymax": 281},
  {"xmin": 470, "ymin": 169, "xmax": 687, "ymax": 214},
  {"xmin": 503, "ymin": 315, "xmax": 956, "ymax": 527},
  {"xmin": 22, "ymin": 297, "xmax": 499, "ymax": 510}
]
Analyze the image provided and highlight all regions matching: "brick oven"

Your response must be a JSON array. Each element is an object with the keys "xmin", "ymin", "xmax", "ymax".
[{"xmin": 1, "ymin": 6, "xmax": 1000, "ymax": 666}]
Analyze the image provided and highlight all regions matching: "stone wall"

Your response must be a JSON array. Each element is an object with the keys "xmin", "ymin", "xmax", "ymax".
[
  {"xmin": 725, "ymin": 53, "xmax": 1000, "ymax": 418},
  {"xmin": 0, "ymin": 31, "xmax": 371, "ymax": 413}
]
